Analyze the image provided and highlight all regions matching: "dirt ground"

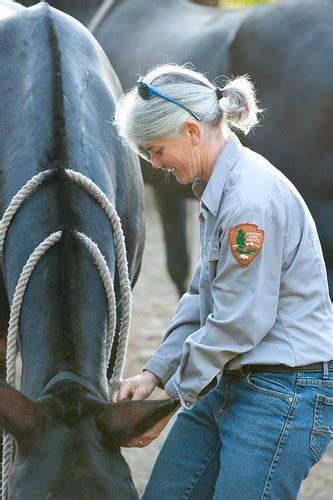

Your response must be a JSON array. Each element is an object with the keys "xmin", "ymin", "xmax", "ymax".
[{"xmin": 122, "ymin": 186, "xmax": 333, "ymax": 498}]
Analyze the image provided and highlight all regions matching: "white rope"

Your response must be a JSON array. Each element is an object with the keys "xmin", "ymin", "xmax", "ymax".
[
  {"xmin": 0, "ymin": 169, "xmax": 132, "ymax": 498},
  {"xmin": 75, "ymin": 231, "xmax": 117, "ymax": 369},
  {"xmin": 65, "ymin": 169, "xmax": 132, "ymax": 387},
  {"xmin": 0, "ymin": 170, "xmax": 52, "ymax": 258},
  {"xmin": 5, "ymin": 231, "xmax": 62, "ymax": 388},
  {"xmin": 2, "ymin": 231, "xmax": 62, "ymax": 499}
]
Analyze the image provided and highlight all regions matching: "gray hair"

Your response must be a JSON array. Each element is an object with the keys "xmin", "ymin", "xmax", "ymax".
[{"xmin": 114, "ymin": 64, "xmax": 261, "ymax": 158}]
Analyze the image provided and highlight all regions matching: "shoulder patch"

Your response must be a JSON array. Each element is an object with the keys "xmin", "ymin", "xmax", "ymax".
[{"xmin": 228, "ymin": 224, "xmax": 264, "ymax": 267}]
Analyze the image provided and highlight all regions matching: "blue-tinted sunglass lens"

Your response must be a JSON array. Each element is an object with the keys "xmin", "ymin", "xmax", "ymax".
[{"xmin": 138, "ymin": 82, "xmax": 150, "ymax": 99}]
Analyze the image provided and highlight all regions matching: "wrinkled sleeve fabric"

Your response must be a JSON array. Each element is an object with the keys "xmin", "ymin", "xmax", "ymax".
[
  {"xmin": 164, "ymin": 205, "xmax": 285, "ymax": 407},
  {"xmin": 143, "ymin": 259, "xmax": 202, "ymax": 388}
]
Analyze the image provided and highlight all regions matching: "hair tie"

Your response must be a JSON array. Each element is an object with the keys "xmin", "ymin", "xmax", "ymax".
[{"xmin": 215, "ymin": 87, "xmax": 224, "ymax": 100}]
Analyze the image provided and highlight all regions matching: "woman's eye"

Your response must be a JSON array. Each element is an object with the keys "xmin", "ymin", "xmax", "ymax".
[{"xmin": 156, "ymin": 149, "xmax": 163, "ymax": 156}]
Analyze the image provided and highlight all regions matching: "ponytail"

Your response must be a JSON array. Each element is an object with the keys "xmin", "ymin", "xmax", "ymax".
[{"xmin": 218, "ymin": 75, "xmax": 262, "ymax": 135}]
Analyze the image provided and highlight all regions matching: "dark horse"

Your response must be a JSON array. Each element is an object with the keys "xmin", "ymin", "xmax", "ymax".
[
  {"xmin": 0, "ymin": 2, "xmax": 177, "ymax": 498},
  {"xmin": 23, "ymin": 0, "xmax": 333, "ymax": 298},
  {"xmin": 20, "ymin": 0, "xmax": 196, "ymax": 297}
]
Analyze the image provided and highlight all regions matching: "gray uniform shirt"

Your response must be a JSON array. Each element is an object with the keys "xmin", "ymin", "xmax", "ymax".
[{"xmin": 145, "ymin": 133, "xmax": 333, "ymax": 408}]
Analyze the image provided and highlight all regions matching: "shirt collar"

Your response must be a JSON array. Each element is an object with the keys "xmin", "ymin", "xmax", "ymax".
[{"xmin": 194, "ymin": 132, "xmax": 243, "ymax": 217}]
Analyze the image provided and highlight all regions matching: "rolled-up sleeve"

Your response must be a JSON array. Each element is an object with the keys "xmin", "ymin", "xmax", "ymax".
[
  {"xmin": 164, "ymin": 205, "xmax": 286, "ymax": 406},
  {"xmin": 144, "ymin": 259, "xmax": 202, "ymax": 388}
]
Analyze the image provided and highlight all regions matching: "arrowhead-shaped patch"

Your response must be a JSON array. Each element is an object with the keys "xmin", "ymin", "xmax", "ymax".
[{"xmin": 228, "ymin": 224, "xmax": 264, "ymax": 267}]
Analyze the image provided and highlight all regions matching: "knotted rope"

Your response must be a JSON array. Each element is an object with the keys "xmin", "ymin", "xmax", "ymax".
[{"xmin": 0, "ymin": 169, "xmax": 132, "ymax": 498}]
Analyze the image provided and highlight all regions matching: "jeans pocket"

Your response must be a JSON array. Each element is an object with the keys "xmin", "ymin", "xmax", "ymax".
[
  {"xmin": 245, "ymin": 372, "xmax": 295, "ymax": 402},
  {"xmin": 310, "ymin": 394, "xmax": 333, "ymax": 462}
]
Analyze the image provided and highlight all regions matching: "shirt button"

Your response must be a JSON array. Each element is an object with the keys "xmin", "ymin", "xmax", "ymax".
[{"xmin": 288, "ymin": 397, "xmax": 293, "ymax": 402}]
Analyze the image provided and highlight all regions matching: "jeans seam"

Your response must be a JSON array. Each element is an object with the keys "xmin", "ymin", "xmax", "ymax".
[
  {"xmin": 310, "ymin": 395, "xmax": 323, "ymax": 462},
  {"xmin": 182, "ymin": 445, "xmax": 220, "ymax": 500},
  {"xmin": 215, "ymin": 376, "xmax": 235, "ymax": 421},
  {"xmin": 297, "ymin": 379, "xmax": 333, "ymax": 386},
  {"xmin": 310, "ymin": 394, "xmax": 333, "ymax": 462},
  {"xmin": 244, "ymin": 373, "xmax": 295, "ymax": 402},
  {"xmin": 260, "ymin": 388, "xmax": 298, "ymax": 498}
]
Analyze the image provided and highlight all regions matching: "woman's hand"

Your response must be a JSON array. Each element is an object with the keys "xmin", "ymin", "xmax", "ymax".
[
  {"xmin": 111, "ymin": 371, "xmax": 160, "ymax": 402},
  {"xmin": 121, "ymin": 391, "xmax": 180, "ymax": 448}
]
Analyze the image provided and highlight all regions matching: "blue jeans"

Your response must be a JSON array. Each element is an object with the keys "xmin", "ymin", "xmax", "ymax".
[{"xmin": 142, "ymin": 367, "xmax": 333, "ymax": 499}]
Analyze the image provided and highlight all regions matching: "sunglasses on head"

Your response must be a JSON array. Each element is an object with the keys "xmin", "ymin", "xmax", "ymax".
[{"xmin": 136, "ymin": 77, "xmax": 202, "ymax": 121}]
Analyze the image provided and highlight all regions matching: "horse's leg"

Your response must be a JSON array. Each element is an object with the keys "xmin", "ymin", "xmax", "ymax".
[{"xmin": 153, "ymin": 188, "xmax": 189, "ymax": 297}]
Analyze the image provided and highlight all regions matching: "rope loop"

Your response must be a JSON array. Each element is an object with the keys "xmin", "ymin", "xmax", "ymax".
[{"xmin": 0, "ymin": 169, "xmax": 131, "ymax": 498}]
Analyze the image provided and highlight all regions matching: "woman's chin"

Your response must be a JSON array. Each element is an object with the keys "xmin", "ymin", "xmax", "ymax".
[
  {"xmin": 174, "ymin": 173, "xmax": 192, "ymax": 185},
  {"xmin": 175, "ymin": 176, "xmax": 189, "ymax": 185}
]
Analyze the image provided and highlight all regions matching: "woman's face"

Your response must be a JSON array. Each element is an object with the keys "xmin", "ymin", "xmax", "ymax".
[{"xmin": 143, "ymin": 124, "xmax": 202, "ymax": 185}]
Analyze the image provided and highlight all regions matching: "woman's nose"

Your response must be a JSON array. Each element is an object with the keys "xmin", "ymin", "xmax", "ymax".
[{"xmin": 150, "ymin": 153, "xmax": 162, "ymax": 169}]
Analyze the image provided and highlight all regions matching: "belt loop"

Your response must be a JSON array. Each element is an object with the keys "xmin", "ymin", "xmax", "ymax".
[
  {"xmin": 322, "ymin": 362, "xmax": 329, "ymax": 380},
  {"xmin": 240, "ymin": 366, "xmax": 249, "ymax": 376}
]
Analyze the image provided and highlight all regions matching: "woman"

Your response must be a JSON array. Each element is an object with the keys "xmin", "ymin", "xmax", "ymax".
[{"xmin": 114, "ymin": 64, "xmax": 333, "ymax": 499}]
